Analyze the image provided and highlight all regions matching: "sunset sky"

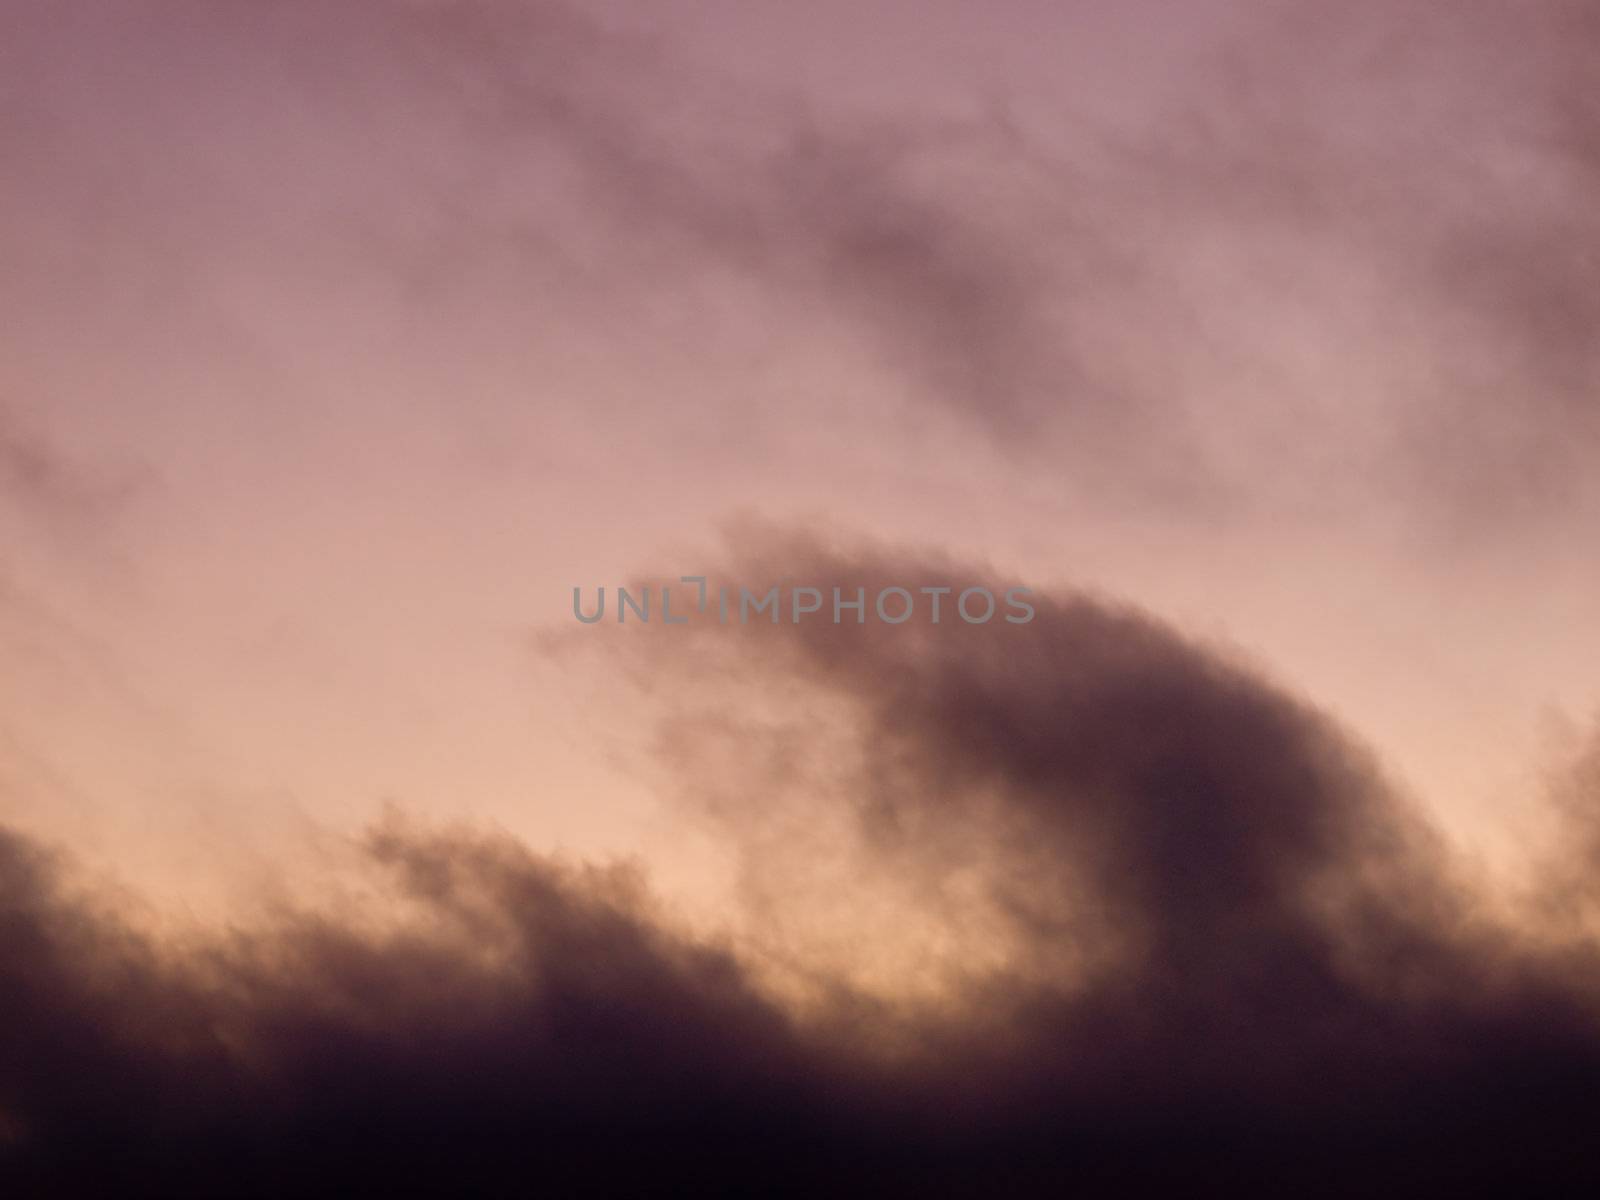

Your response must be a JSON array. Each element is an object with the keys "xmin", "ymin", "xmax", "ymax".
[{"xmin": 3, "ymin": 1, "xmax": 1599, "ymax": 1193}]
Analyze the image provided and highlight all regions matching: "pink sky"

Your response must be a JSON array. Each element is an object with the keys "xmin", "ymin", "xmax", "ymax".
[{"xmin": 3, "ymin": 5, "xmax": 1600, "ymax": 1188}]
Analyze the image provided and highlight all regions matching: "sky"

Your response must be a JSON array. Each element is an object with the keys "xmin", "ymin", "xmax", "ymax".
[{"xmin": 2, "ymin": 0, "xmax": 1600, "ymax": 1193}]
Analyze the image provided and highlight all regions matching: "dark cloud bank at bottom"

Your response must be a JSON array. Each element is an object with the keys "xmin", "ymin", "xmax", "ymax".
[{"xmin": 5, "ymin": 541, "xmax": 1600, "ymax": 1197}]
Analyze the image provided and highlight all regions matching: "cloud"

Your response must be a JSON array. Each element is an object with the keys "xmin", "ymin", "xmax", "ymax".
[
  {"xmin": 1149, "ymin": 0, "xmax": 1600, "ymax": 527},
  {"xmin": 10, "ymin": 0, "xmax": 1595, "ymax": 533},
  {"xmin": 415, "ymin": 0, "xmax": 1600, "ymax": 524},
  {"xmin": 0, "ymin": 818, "xmax": 839, "ymax": 1196},
  {"xmin": 7, "ymin": 533, "xmax": 1600, "ymax": 1194}
]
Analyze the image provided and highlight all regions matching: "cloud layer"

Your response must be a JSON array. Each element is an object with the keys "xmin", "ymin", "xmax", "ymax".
[{"xmin": 6, "ymin": 535, "xmax": 1600, "ymax": 1195}]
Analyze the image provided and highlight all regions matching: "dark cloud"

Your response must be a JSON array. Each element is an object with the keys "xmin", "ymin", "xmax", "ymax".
[
  {"xmin": 8, "ymin": 535, "xmax": 1600, "ymax": 1195},
  {"xmin": 0, "ymin": 819, "xmax": 842, "ymax": 1197},
  {"xmin": 1543, "ymin": 724, "xmax": 1600, "ymax": 925}
]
